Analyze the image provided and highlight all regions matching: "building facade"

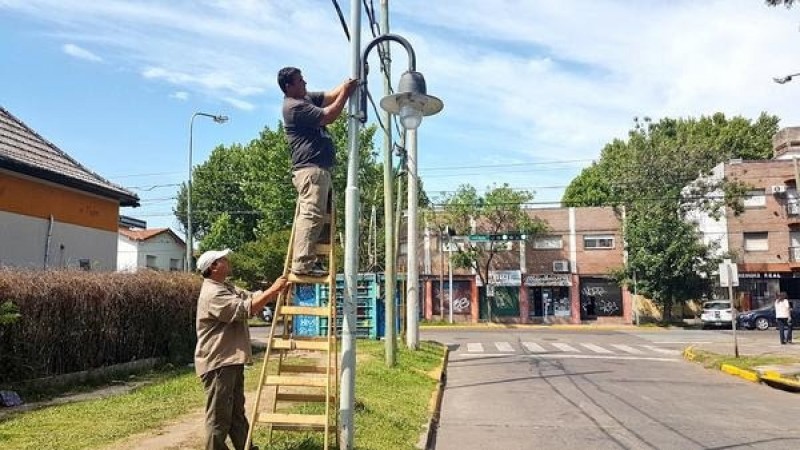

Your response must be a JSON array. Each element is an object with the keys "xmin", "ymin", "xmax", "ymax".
[
  {"xmin": 0, "ymin": 106, "xmax": 139, "ymax": 270},
  {"xmin": 422, "ymin": 206, "xmax": 631, "ymax": 324},
  {"xmin": 693, "ymin": 127, "xmax": 800, "ymax": 309},
  {"xmin": 117, "ymin": 226, "xmax": 186, "ymax": 272}
]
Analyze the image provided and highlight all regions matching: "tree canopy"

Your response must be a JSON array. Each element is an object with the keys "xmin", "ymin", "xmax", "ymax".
[
  {"xmin": 563, "ymin": 113, "xmax": 780, "ymax": 318},
  {"xmin": 436, "ymin": 184, "xmax": 547, "ymax": 288},
  {"xmin": 174, "ymin": 117, "xmax": 398, "ymax": 287}
]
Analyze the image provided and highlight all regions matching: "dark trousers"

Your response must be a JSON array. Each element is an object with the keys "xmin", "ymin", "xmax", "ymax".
[
  {"xmin": 201, "ymin": 364, "xmax": 249, "ymax": 450},
  {"xmin": 777, "ymin": 318, "xmax": 793, "ymax": 344}
]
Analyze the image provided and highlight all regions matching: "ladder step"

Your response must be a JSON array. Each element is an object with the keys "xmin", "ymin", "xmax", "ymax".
[
  {"xmin": 275, "ymin": 392, "xmax": 335, "ymax": 403},
  {"xmin": 280, "ymin": 364, "xmax": 331, "ymax": 374},
  {"xmin": 279, "ymin": 306, "xmax": 331, "ymax": 317},
  {"xmin": 266, "ymin": 375, "xmax": 329, "ymax": 387},
  {"xmin": 271, "ymin": 338, "xmax": 332, "ymax": 351},
  {"xmin": 288, "ymin": 273, "xmax": 332, "ymax": 284},
  {"xmin": 314, "ymin": 242, "xmax": 332, "ymax": 256},
  {"xmin": 258, "ymin": 413, "xmax": 328, "ymax": 428}
]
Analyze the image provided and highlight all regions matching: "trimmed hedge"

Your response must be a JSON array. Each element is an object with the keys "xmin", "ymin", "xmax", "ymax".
[{"xmin": 0, "ymin": 269, "xmax": 200, "ymax": 384}]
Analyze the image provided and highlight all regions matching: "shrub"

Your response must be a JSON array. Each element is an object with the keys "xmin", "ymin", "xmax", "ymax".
[{"xmin": 0, "ymin": 269, "xmax": 200, "ymax": 383}]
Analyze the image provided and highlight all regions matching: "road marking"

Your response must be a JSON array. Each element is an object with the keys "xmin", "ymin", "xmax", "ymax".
[
  {"xmin": 466, "ymin": 343, "xmax": 484, "ymax": 353},
  {"xmin": 551, "ymin": 343, "xmax": 579, "ymax": 352},
  {"xmin": 612, "ymin": 344, "xmax": 644, "ymax": 354},
  {"xmin": 522, "ymin": 342, "xmax": 546, "ymax": 353},
  {"xmin": 653, "ymin": 341, "xmax": 711, "ymax": 344},
  {"xmin": 642, "ymin": 345, "xmax": 681, "ymax": 355},
  {"xmin": 455, "ymin": 353, "xmax": 679, "ymax": 362},
  {"xmin": 581, "ymin": 343, "xmax": 613, "ymax": 354},
  {"xmin": 495, "ymin": 342, "xmax": 514, "ymax": 352}
]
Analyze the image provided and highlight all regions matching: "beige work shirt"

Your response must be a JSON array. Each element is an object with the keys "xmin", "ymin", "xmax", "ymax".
[{"xmin": 194, "ymin": 278, "xmax": 253, "ymax": 376}]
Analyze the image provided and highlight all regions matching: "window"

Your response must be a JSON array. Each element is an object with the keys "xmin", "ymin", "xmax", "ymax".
[
  {"xmin": 584, "ymin": 235, "xmax": 614, "ymax": 249},
  {"xmin": 169, "ymin": 258, "xmax": 181, "ymax": 271},
  {"xmin": 743, "ymin": 232, "xmax": 768, "ymax": 251},
  {"xmin": 743, "ymin": 190, "xmax": 766, "ymax": 208},
  {"xmin": 146, "ymin": 255, "xmax": 157, "ymax": 269},
  {"xmin": 78, "ymin": 259, "xmax": 91, "ymax": 271},
  {"xmin": 533, "ymin": 236, "xmax": 563, "ymax": 249}
]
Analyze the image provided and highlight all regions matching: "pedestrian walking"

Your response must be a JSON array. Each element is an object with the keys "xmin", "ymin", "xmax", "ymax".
[
  {"xmin": 277, "ymin": 67, "xmax": 357, "ymax": 276},
  {"xmin": 194, "ymin": 248, "xmax": 290, "ymax": 450},
  {"xmin": 775, "ymin": 292, "xmax": 792, "ymax": 345}
]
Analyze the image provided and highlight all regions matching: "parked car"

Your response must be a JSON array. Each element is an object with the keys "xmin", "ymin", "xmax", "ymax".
[
  {"xmin": 701, "ymin": 300, "xmax": 733, "ymax": 329},
  {"xmin": 261, "ymin": 304, "xmax": 274, "ymax": 324},
  {"xmin": 737, "ymin": 301, "xmax": 800, "ymax": 331}
]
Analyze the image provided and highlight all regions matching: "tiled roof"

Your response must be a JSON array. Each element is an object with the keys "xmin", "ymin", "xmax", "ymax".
[
  {"xmin": 0, "ymin": 106, "xmax": 139, "ymax": 206},
  {"xmin": 119, "ymin": 227, "xmax": 185, "ymax": 246}
]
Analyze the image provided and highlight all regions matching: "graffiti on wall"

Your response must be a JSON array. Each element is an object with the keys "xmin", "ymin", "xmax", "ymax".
[
  {"xmin": 581, "ymin": 279, "xmax": 622, "ymax": 317},
  {"xmin": 432, "ymin": 280, "xmax": 472, "ymax": 315}
]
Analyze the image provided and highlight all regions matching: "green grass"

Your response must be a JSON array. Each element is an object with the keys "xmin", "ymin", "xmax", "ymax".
[
  {"xmin": 0, "ymin": 341, "xmax": 444, "ymax": 450},
  {"xmin": 689, "ymin": 348, "xmax": 800, "ymax": 371}
]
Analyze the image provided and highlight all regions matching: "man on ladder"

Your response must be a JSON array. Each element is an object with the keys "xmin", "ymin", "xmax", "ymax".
[{"xmin": 277, "ymin": 67, "xmax": 357, "ymax": 276}]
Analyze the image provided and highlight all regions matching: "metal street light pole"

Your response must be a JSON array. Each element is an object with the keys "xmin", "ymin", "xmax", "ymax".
[
  {"xmin": 342, "ymin": 25, "xmax": 443, "ymax": 448},
  {"xmin": 186, "ymin": 112, "xmax": 228, "ymax": 271}
]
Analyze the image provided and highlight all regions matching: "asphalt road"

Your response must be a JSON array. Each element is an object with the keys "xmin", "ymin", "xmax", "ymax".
[{"xmin": 423, "ymin": 328, "xmax": 800, "ymax": 450}]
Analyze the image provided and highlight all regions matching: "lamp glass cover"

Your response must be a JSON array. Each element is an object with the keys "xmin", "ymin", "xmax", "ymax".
[{"xmin": 399, "ymin": 103, "xmax": 423, "ymax": 130}]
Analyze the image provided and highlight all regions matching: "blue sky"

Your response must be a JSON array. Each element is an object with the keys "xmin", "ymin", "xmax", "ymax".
[{"xmin": 2, "ymin": 0, "xmax": 800, "ymax": 232}]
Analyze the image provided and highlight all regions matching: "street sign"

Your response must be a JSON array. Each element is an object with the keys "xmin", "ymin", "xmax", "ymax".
[
  {"xmin": 719, "ymin": 259, "xmax": 739, "ymax": 288},
  {"xmin": 469, "ymin": 233, "xmax": 527, "ymax": 242}
]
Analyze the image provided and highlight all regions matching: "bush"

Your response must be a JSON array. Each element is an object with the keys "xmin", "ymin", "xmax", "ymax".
[{"xmin": 0, "ymin": 269, "xmax": 200, "ymax": 383}]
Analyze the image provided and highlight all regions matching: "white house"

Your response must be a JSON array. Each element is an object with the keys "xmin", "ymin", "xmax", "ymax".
[{"xmin": 117, "ymin": 227, "xmax": 186, "ymax": 272}]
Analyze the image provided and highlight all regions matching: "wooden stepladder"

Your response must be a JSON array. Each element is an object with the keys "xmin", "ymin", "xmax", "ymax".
[{"xmin": 246, "ymin": 194, "xmax": 338, "ymax": 450}]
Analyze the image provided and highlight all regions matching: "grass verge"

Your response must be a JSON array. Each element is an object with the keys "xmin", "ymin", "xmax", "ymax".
[
  {"xmin": 687, "ymin": 348, "xmax": 800, "ymax": 371},
  {"xmin": 0, "ymin": 340, "xmax": 444, "ymax": 450}
]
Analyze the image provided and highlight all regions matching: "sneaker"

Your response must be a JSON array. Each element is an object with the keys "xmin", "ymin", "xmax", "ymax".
[{"xmin": 291, "ymin": 266, "xmax": 328, "ymax": 277}]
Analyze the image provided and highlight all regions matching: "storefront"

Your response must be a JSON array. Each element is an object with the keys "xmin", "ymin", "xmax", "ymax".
[
  {"xmin": 478, "ymin": 270, "xmax": 521, "ymax": 320},
  {"xmin": 737, "ymin": 272, "xmax": 800, "ymax": 310},
  {"xmin": 525, "ymin": 274, "xmax": 572, "ymax": 323},
  {"xmin": 579, "ymin": 277, "xmax": 623, "ymax": 321}
]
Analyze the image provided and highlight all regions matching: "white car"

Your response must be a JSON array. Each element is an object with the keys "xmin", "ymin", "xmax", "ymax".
[{"xmin": 701, "ymin": 300, "xmax": 733, "ymax": 329}]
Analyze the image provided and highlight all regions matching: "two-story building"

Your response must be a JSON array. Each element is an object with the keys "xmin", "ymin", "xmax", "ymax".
[
  {"xmin": 421, "ymin": 206, "xmax": 631, "ymax": 324},
  {"xmin": 692, "ymin": 127, "xmax": 800, "ymax": 309}
]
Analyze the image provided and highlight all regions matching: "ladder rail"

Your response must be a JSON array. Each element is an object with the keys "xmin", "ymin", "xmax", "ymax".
[{"xmin": 247, "ymin": 193, "xmax": 338, "ymax": 450}]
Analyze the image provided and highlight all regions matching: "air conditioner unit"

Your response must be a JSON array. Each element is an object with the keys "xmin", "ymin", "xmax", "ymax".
[
  {"xmin": 770, "ymin": 185, "xmax": 787, "ymax": 195},
  {"xmin": 553, "ymin": 260, "xmax": 570, "ymax": 273}
]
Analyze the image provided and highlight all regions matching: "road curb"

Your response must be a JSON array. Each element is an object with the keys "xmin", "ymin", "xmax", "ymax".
[
  {"xmin": 423, "ymin": 343, "xmax": 449, "ymax": 450},
  {"xmin": 682, "ymin": 346, "xmax": 799, "ymax": 390}
]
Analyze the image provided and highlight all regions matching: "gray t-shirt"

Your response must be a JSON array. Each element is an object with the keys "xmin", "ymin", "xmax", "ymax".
[{"xmin": 282, "ymin": 91, "xmax": 336, "ymax": 170}]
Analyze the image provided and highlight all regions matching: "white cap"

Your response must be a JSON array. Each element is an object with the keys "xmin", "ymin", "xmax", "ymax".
[{"xmin": 196, "ymin": 248, "xmax": 232, "ymax": 273}]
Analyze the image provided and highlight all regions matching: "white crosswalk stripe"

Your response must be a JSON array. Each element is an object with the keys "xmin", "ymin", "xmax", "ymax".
[
  {"xmin": 495, "ymin": 342, "xmax": 514, "ymax": 352},
  {"xmin": 522, "ymin": 342, "xmax": 546, "ymax": 353},
  {"xmin": 642, "ymin": 345, "xmax": 681, "ymax": 356},
  {"xmin": 611, "ymin": 344, "xmax": 644, "ymax": 354},
  {"xmin": 459, "ymin": 341, "xmax": 681, "ymax": 358},
  {"xmin": 581, "ymin": 343, "xmax": 613, "ymax": 354},
  {"xmin": 551, "ymin": 343, "xmax": 579, "ymax": 352},
  {"xmin": 466, "ymin": 343, "xmax": 484, "ymax": 353}
]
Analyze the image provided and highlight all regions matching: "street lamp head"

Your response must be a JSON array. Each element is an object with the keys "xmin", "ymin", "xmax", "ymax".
[
  {"xmin": 213, "ymin": 115, "xmax": 229, "ymax": 124},
  {"xmin": 380, "ymin": 70, "xmax": 443, "ymax": 130}
]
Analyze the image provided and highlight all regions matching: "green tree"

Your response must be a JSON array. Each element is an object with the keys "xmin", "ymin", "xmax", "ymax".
[
  {"xmin": 174, "ymin": 117, "xmax": 396, "ymax": 286},
  {"xmin": 766, "ymin": 0, "xmax": 795, "ymax": 7},
  {"xmin": 563, "ymin": 113, "xmax": 780, "ymax": 319},
  {"xmin": 440, "ymin": 183, "xmax": 547, "ymax": 291}
]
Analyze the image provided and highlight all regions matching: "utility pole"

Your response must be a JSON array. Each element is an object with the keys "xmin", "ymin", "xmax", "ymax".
[
  {"xmin": 380, "ymin": 0, "xmax": 396, "ymax": 367},
  {"xmin": 439, "ymin": 226, "xmax": 445, "ymax": 320},
  {"xmin": 406, "ymin": 128, "xmax": 420, "ymax": 349},
  {"xmin": 341, "ymin": 0, "xmax": 361, "ymax": 447},
  {"xmin": 448, "ymin": 234, "xmax": 454, "ymax": 323}
]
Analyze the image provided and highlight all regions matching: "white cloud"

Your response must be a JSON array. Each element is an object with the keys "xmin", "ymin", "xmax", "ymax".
[
  {"xmin": 62, "ymin": 43, "xmax": 102, "ymax": 62},
  {"xmin": 222, "ymin": 97, "xmax": 256, "ymax": 111},
  {"xmin": 169, "ymin": 91, "xmax": 189, "ymax": 101}
]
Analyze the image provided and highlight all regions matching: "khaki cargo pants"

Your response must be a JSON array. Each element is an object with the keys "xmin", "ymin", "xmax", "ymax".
[
  {"xmin": 201, "ymin": 364, "xmax": 249, "ymax": 450},
  {"xmin": 291, "ymin": 166, "xmax": 331, "ymax": 273}
]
